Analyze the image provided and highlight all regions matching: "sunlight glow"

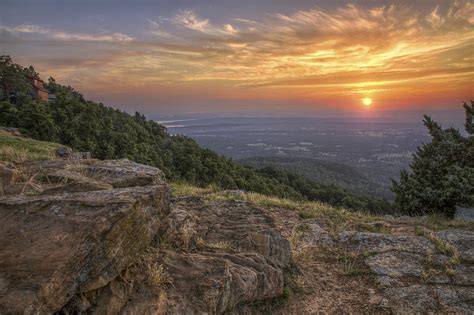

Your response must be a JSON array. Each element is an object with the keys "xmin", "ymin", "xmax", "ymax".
[
  {"xmin": 362, "ymin": 97, "xmax": 373, "ymax": 106},
  {"xmin": 4, "ymin": 1, "xmax": 472, "ymax": 111}
]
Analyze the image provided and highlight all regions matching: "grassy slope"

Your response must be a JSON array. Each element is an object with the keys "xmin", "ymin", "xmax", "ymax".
[
  {"xmin": 171, "ymin": 182, "xmax": 474, "ymax": 233},
  {"xmin": 0, "ymin": 130, "xmax": 61, "ymax": 162}
]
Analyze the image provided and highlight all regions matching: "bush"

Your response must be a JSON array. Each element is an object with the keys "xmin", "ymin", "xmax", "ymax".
[{"xmin": 392, "ymin": 102, "xmax": 474, "ymax": 216}]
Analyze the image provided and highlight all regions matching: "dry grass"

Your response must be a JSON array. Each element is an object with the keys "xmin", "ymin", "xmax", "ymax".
[
  {"xmin": 338, "ymin": 249, "xmax": 367, "ymax": 276},
  {"xmin": 418, "ymin": 228, "xmax": 460, "ymax": 261},
  {"xmin": 202, "ymin": 189, "xmax": 384, "ymax": 235},
  {"xmin": 416, "ymin": 226, "xmax": 461, "ymax": 276},
  {"xmin": 146, "ymin": 262, "xmax": 172, "ymax": 288},
  {"xmin": 170, "ymin": 182, "xmax": 220, "ymax": 198},
  {"xmin": 206, "ymin": 240, "xmax": 233, "ymax": 251},
  {"xmin": 171, "ymin": 183, "xmax": 474, "ymax": 238},
  {"xmin": 0, "ymin": 164, "xmax": 43, "ymax": 196},
  {"xmin": 423, "ymin": 213, "xmax": 474, "ymax": 232},
  {"xmin": 139, "ymin": 248, "xmax": 173, "ymax": 289},
  {"xmin": 0, "ymin": 131, "xmax": 60, "ymax": 163},
  {"xmin": 196, "ymin": 237, "xmax": 235, "ymax": 251},
  {"xmin": 180, "ymin": 221, "xmax": 195, "ymax": 249}
]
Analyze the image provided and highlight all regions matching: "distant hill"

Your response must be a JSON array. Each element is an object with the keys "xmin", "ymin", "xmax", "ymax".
[{"xmin": 240, "ymin": 156, "xmax": 393, "ymax": 199}]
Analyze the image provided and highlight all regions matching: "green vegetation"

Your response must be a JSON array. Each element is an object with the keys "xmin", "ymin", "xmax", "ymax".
[
  {"xmin": 174, "ymin": 182, "xmax": 474, "ymax": 232},
  {"xmin": 392, "ymin": 102, "xmax": 474, "ymax": 217},
  {"xmin": 254, "ymin": 166, "xmax": 393, "ymax": 214},
  {"xmin": 0, "ymin": 55, "xmax": 387, "ymax": 213},
  {"xmin": 0, "ymin": 55, "xmax": 39, "ymax": 101},
  {"xmin": 0, "ymin": 130, "xmax": 60, "ymax": 162},
  {"xmin": 183, "ymin": 183, "xmax": 388, "ymax": 234},
  {"xmin": 240, "ymin": 156, "xmax": 389, "ymax": 198}
]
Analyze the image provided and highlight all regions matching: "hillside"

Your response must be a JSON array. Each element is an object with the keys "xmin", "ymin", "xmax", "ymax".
[
  {"xmin": 0, "ymin": 129, "xmax": 61, "ymax": 162},
  {"xmin": 240, "ymin": 156, "xmax": 392, "ymax": 198},
  {"xmin": 0, "ymin": 57, "xmax": 394, "ymax": 214},
  {"xmin": 1, "ymin": 154, "xmax": 473, "ymax": 313}
]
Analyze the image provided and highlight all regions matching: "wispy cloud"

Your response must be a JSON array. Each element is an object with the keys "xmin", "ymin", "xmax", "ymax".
[
  {"xmin": 146, "ymin": 18, "xmax": 175, "ymax": 38},
  {"xmin": 0, "ymin": 24, "xmax": 134, "ymax": 43},
  {"xmin": 3, "ymin": 1, "xmax": 473, "ymax": 110},
  {"xmin": 173, "ymin": 10, "xmax": 210, "ymax": 32},
  {"xmin": 170, "ymin": 9, "xmax": 239, "ymax": 36}
]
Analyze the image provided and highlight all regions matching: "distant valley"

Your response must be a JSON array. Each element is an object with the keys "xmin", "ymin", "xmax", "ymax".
[
  {"xmin": 239, "ymin": 156, "xmax": 389, "ymax": 198},
  {"xmin": 158, "ymin": 115, "xmax": 463, "ymax": 199}
]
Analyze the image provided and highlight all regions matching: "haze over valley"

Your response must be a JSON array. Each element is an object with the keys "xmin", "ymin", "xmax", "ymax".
[{"xmin": 158, "ymin": 110, "xmax": 465, "ymax": 198}]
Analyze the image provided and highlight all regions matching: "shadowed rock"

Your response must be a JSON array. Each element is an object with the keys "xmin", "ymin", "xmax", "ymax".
[
  {"xmin": 0, "ymin": 160, "xmax": 170, "ymax": 314},
  {"xmin": 61, "ymin": 197, "xmax": 292, "ymax": 314}
]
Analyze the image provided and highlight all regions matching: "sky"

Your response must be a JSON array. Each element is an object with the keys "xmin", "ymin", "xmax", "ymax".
[{"xmin": 1, "ymin": 0, "xmax": 473, "ymax": 115}]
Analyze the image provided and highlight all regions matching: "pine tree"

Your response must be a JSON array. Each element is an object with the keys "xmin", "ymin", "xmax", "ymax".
[{"xmin": 392, "ymin": 102, "xmax": 474, "ymax": 217}]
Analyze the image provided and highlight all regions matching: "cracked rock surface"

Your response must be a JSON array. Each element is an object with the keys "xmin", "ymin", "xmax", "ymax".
[{"xmin": 0, "ymin": 160, "xmax": 292, "ymax": 314}]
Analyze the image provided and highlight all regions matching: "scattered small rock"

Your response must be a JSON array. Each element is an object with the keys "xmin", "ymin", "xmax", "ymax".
[
  {"xmin": 454, "ymin": 206, "xmax": 474, "ymax": 222},
  {"xmin": 55, "ymin": 147, "xmax": 73, "ymax": 158},
  {"xmin": 365, "ymin": 251, "xmax": 425, "ymax": 277}
]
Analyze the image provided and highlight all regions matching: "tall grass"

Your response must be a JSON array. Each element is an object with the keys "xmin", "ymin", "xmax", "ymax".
[{"xmin": 0, "ymin": 131, "xmax": 61, "ymax": 163}]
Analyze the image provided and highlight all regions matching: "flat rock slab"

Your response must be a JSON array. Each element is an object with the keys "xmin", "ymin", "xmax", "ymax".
[
  {"xmin": 26, "ymin": 159, "xmax": 165, "ymax": 188},
  {"xmin": 339, "ymin": 231, "xmax": 434, "ymax": 254},
  {"xmin": 385, "ymin": 285, "xmax": 438, "ymax": 314},
  {"xmin": 0, "ymin": 160, "xmax": 170, "ymax": 314},
  {"xmin": 365, "ymin": 251, "xmax": 425, "ymax": 278},
  {"xmin": 436, "ymin": 230, "xmax": 474, "ymax": 261},
  {"xmin": 454, "ymin": 207, "xmax": 474, "ymax": 222},
  {"xmin": 293, "ymin": 219, "xmax": 335, "ymax": 248}
]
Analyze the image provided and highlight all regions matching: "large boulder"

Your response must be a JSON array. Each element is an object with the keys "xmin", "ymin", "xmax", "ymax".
[
  {"xmin": 61, "ymin": 197, "xmax": 292, "ymax": 314},
  {"xmin": 0, "ymin": 159, "xmax": 170, "ymax": 314},
  {"xmin": 164, "ymin": 198, "xmax": 292, "ymax": 268}
]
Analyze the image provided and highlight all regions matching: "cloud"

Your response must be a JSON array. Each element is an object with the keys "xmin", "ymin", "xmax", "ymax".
[
  {"xmin": 4, "ymin": 1, "xmax": 473, "ymax": 111},
  {"xmin": 173, "ymin": 10, "xmax": 210, "ymax": 32},
  {"xmin": 171, "ymin": 9, "xmax": 238, "ymax": 35},
  {"xmin": 0, "ymin": 24, "xmax": 134, "ymax": 43},
  {"xmin": 146, "ymin": 18, "xmax": 175, "ymax": 38}
]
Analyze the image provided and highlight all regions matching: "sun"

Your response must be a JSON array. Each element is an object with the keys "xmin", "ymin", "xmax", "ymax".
[{"xmin": 362, "ymin": 97, "xmax": 373, "ymax": 106}]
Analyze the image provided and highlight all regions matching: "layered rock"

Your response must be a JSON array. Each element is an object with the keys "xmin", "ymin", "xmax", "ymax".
[
  {"xmin": 62, "ymin": 197, "xmax": 292, "ymax": 314},
  {"xmin": 0, "ymin": 160, "xmax": 292, "ymax": 314},
  {"xmin": 0, "ymin": 159, "xmax": 170, "ymax": 314},
  {"xmin": 292, "ymin": 219, "xmax": 474, "ymax": 314},
  {"xmin": 161, "ymin": 198, "xmax": 292, "ymax": 313}
]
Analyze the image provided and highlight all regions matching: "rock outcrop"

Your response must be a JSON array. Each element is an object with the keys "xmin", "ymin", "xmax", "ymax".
[
  {"xmin": 61, "ymin": 197, "xmax": 292, "ymax": 314},
  {"xmin": 0, "ymin": 160, "xmax": 292, "ymax": 314},
  {"xmin": 1, "ymin": 157, "xmax": 472, "ymax": 314},
  {"xmin": 289, "ymin": 219, "xmax": 474, "ymax": 314},
  {"xmin": 0, "ymin": 159, "xmax": 170, "ymax": 314},
  {"xmin": 160, "ymin": 197, "xmax": 291, "ymax": 313}
]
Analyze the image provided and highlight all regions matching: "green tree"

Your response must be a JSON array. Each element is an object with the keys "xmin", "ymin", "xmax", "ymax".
[
  {"xmin": 392, "ymin": 102, "xmax": 474, "ymax": 216},
  {"xmin": 0, "ymin": 55, "xmax": 32, "ymax": 101}
]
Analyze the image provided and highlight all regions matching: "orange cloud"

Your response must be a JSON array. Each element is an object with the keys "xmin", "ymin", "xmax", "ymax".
[{"xmin": 2, "ymin": 1, "xmax": 473, "ymax": 111}]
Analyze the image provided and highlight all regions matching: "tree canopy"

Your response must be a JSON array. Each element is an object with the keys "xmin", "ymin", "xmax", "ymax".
[{"xmin": 392, "ymin": 101, "xmax": 474, "ymax": 216}]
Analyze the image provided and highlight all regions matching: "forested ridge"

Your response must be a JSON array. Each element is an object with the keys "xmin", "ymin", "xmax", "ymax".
[
  {"xmin": 0, "ymin": 56, "xmax": 393, "ymax": 213},
  {"xmin": 240, "ymin": 156, "xmax": 391, "ymax": 198}
]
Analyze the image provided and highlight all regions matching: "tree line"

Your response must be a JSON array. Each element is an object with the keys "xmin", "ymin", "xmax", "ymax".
[{"xmin": 6, "ymin": 55, "xmax": 470, "ymax": 216}]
